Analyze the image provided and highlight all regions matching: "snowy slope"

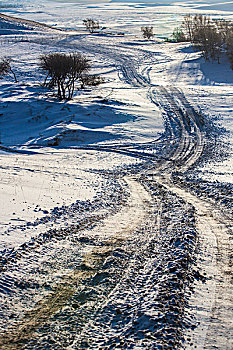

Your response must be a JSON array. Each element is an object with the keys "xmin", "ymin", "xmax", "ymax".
[
  {"xmin": 1, "ymin": 0, "xmax": 233, "ymax": 248},
  {"xmin": 0, "ymin": 3, "xmax": 233, "ymax": 349}
]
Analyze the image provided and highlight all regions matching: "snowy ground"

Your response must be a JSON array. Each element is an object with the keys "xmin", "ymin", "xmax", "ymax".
[{"xmin": 0, "ymin": 0, "xmax": 233, "ymax": 349}]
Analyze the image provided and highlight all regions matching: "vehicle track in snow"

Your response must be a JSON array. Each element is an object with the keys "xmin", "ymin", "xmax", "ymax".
[
  {"xmin": 66, "ymin": 38, "xmax": 233, "ymax": 348},
  {"xmin": 154, "ymin": 175, "xmax": 233, "ymax": 350},
  {"xmin": 67, "ymin": 177, "xmax": 199, "ymax": 350},
  {"xmin": 0, "ymin": 18, "xmax": 232, "ymax": 349},
  {"xmin": 128, "ymin": 52, "xmax": 233, "ymax": 349},
  {"xmin": 0, "ymin": 177, "xmax": 154, "ymax": 349}
]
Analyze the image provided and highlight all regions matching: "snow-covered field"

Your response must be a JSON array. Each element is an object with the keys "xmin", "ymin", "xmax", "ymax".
[{"xmin": 0, "ymin": 0, "xmax": 233, "ymax": 349}]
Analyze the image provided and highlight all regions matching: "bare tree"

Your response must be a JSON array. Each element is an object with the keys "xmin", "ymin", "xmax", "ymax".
[
  {"xmin": 83, "ymin": 18, "xmax": 100, "ymax": 33},
  {"xmin": 0, "ymin": 57, "xmax": 17, "ymax": 82},
  {"xmin": 39, "ymin": 53, "xmax": 91, "ymax": 100},
  {"xmin": 182, "ymin": 15, "xmax": 222, "ymax": 62},
  {"xmin": 182, "ymin": 14, "xmax": 193, "ymax": 42},
  {"xmin": 226, "ymin": 31, "xmax": 233, "ymax": 69},
  {"xmin": 180, "ymin": 15, "xmax": 233, "ymax": 68},
  {"xmin": 141, "ymin": 26, "xmax": 154, "ymax": 40},
  {"xmin": 215, "ymin": 19, "xmax": 231, "ymax": 43}
]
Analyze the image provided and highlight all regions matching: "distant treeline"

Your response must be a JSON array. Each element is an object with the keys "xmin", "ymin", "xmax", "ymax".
[{"xmin": 174, "ymin": 15, "xmax": 233, "ymax": 68}]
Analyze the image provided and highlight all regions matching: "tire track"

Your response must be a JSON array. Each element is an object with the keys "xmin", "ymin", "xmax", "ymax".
[
  {"xmin": 0, "ymin": 177, "xmax": 153, "ymax": 349},
  {"xmin": 120, "ymin": 49, "xmax": 233, "ymax": 349},
  {"xmin": 68, "ymin": 176, "xmax": 198, "ymax": 350},
  {"xmin": 154, "ymin": 175, "xmax": 233, "ymax": 350}
]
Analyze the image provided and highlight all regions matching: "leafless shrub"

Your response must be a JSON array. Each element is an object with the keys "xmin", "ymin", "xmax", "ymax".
[
  {"xmin": 83, "ymin": 18, "xmax": 100, "ymax": 33},
  {"xmin": 182, "ymin": 14, "xmax": 193, "ymax": 42},
  {"xmin": 172, "ymin": 27, "xmax": 186, "ymax": 42},
  {"xmin": 182, "ymin": 15, "xmax": 233, "ymax": 65},
  {"xmin": 141, "ymin": 26, "xmax": 154, "ymax": 40},
  {"xmin": 39, "ymin": 53, "xmax": 91, "ymax": 100},
  {"xmin": 80, "ymin": 74, "xmax": 105, "ymax": 88},
  {"xmin": 0, "ymin": 57, "xmax": 17, "ymax": 82},
  {"xmin": 226, "ymin": 32, "xmax": 233, "ymax": 69}
]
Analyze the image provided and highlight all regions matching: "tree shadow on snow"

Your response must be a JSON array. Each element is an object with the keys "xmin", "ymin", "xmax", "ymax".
[
  {"xmin": 199, "ymin": 56, "xmax": 233, "ymax": 84},
  {"xmin": 183, "ymin": 54, "xmax": 233, "ymax": 85},
  {"xmin": 0, "ymin": 85, "xmax": 136, "ymax": 147}
]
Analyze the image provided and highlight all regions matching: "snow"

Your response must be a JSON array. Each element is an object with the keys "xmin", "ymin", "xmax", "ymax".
[
  {"xmin": 0, "ymin": 0, "xmax": 233, "ymax": 347},
  {"xmin": 0, "ymin": 147, "xmax": 144, "ymax": 251},
  {"xmin": 0, "ymin": 0, "xmax": 232, "ymax": 249}
]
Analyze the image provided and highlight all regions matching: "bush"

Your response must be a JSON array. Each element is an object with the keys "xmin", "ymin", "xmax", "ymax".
[
  {"xmin": 39, "ymin": 53, "xmax": 91, "ymax": 100},
  {"xmin": 80, "ymin": 74, "xmax": 105, "ymax": 88},
  {"xmin": 83, "ymin": 18, "xmax": 100, "ymax": 33},
  {"xmin": 172, "ymin": 27, "xmax": 186, "ymax": 42},
  {"xmin": 141, "ymin": 26, "xmax": 154, "ymax": 40},
  {"xmin": 226, "ymin": 34, "xmax": 233, "ymax": 69},
  {"xmin": 0, "ymin": 57, "xmax": 17, "ymax": 82},
  {"xmin": 181, "ymin": 15, "xmax": 233, "ymax": 64}
]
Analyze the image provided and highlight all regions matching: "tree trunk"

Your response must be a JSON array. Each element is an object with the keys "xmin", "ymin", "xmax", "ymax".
[
  {"xmin": 9, "ymin": 68, "xmax": 17, "ymax": 83},
  {"xmin": 61, "ymin": 82, "xmax": 66, "ymax": 100},
  {"xmin": 57, "ymin": 81, "xmax": 62, "ymax": 100},
  {"xmin": 70, "ymin": 79, "xmax": 75, "ymax": 99},
  {"xmin": 43, "ymin": 73, "xmax": 49, "ymax": 86}
]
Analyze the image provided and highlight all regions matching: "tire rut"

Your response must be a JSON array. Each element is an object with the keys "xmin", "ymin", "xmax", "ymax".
[
  {"xmin": 154, "ymin": 175, "xmax": 233, "ymax": 350},
  {"xmin": 0, "ymin": 177, "xmax": 153, "ymax": 349}
]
